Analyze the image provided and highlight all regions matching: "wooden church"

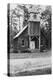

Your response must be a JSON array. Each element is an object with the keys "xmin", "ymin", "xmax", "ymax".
[
  {"xmin": 13, "ymin": 9, "xmax": 51, "ymax": 53},
  {"xmin": 13, "ymin": 9, "xmax": 41, "ymax": 53}
]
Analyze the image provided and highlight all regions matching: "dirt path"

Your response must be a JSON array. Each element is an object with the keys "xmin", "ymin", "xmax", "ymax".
[{"xmin": 9, "ymin": 56, "xmax": 51, "ymax": 76}]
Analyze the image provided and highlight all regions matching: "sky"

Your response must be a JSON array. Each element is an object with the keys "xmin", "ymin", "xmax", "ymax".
[
  {"xmin": 10, "ymin": 4, "xmax": 17, "ymax": 10},
  {"xmin": 10, "ymin": 4, "xmax": 46, "ymax": 11}
]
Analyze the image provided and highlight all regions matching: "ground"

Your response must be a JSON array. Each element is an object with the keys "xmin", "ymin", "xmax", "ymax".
[
  {"xmin": 10, "ymin": 50, "xmax": 51, "ymax": 59},
  {"xmin": 9, "ymin": 50, "xmax": 52, "ymax": 76}
]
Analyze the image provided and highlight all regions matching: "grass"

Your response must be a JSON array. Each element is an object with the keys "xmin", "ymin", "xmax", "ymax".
[{"xmin": 10, "ymin": 50, "xmax": 51, "ymax": 59}]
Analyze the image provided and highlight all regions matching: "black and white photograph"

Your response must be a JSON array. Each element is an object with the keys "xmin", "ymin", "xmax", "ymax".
[{"xmin": 7, "ymin": 4, "xmax": 52, "ymax": 76}]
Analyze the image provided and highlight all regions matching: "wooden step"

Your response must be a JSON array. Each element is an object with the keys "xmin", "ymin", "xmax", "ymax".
[{"xmin": 30, "ymin": 49, "xmax": 40, "ymax": 53}]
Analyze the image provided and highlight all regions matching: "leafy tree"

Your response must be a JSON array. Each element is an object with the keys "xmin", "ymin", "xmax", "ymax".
[
  {"xmin": 41, "ymin": 6, "xmax": 51, "ymax": 31},
  {"xmin": 17, "ymin": 4, "xmax": 30, "ymax": 26},
  {"xmin": 40, "ymin": 6, "xmax": 52, "ymax": 49}
]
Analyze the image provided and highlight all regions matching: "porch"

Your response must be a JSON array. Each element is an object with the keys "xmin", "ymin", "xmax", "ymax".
[{"xmin": 29, "ymin": 35, "xmax": 40, "ymax": 50}]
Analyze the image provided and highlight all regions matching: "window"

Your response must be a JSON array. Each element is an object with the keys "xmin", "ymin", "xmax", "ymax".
[
  {"xmin": 22, "ymin": 39, "xmax": 25, "ymax": 46},
  {"xmin": 33, "ymin": 14, "xmax": 37, "ymax": 19}
]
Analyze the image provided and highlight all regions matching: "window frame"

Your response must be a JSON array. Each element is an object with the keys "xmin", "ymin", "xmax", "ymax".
[
  {"xmin": 33, "ymin": 14, "xmax": 37, "ymax": 19},
  {"xmin": 21, "ymin": 39, "xmax": 25, "ymax": 47}
]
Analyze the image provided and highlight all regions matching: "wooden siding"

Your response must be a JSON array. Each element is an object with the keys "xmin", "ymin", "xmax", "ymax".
[
  {"xmin": 13, "ymin": 27, "xmax": 29, "ymax": 52},
  {"xmin": 29, "ymin": 22, "xmax": 40, "ymax": 36}
]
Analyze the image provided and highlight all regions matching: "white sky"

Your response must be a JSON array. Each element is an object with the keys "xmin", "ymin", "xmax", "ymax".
[
  {"xmin": 10, "ymin": 4, "xmax": 17, "ymax": 10},
  {"xmin": 10, "ymin": 4, "xmax": 46, "ymax": 11}
]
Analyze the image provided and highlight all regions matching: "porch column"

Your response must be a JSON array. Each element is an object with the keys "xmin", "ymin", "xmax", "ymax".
[
  {"xmin": 29, "ymin": 36, "xmax": 31, "ymax": 49},
  {"xmin": 28, "ymin": 21, "xmax": 31, "ymax": 49},
  {"xmin": 39, "ymin": 21, "xmax": 40, "ymax": 50},
  {"xmin": 39, "ymin": 36, "xmax": 40, "ymax": 50}
]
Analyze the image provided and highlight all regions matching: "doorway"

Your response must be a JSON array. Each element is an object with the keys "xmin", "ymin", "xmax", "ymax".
[
  {"xmin": 30, "ymin": 36, "xmax": 39, "ymax": 49},
  {"xmin": 30, "ymin": 41, "xmax": 35, "ymax": 49}
]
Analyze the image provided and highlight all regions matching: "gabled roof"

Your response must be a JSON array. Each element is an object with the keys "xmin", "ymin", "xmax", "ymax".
[
  {"xmin": 28, "ymin": 19, "xmax": 40, "ymax": 22},
  {"xmin": 13, "ymin": 25, "xmax": 28, "ymax": 39}
]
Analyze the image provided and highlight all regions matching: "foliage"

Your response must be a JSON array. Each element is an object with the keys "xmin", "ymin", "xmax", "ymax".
[
  {"xmin": 40, "ymin": 6, "xmax": 51, "ymax": 49},
  {"xmin": 18, "ymin": 4, "xmax": 30, "ymax": 26},
  {"xmin": 41, "ymin": 6, "xmax": 51, "ymax": 31}
]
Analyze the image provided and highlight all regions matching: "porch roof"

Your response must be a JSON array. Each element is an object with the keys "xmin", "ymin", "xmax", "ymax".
[
  {"xmin": 13, "ymin": 25, "xmax": 28, "ymax": 39},
  {"xmin": 28, "ymin": 19, "xmax": 40, "ymax": 22}
]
